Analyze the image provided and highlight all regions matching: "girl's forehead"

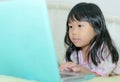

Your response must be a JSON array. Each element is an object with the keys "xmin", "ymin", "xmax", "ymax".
[
  {"xmin": 68, "ymin": 20, "xmax": 80, "ymax": 24},
  {"xmin": 68, "ymin": 18, "xmax": 93, "ymax": 27},
  {"xmin": 68, "ymin": 17, "xmax": 84, "ymax": 24}
]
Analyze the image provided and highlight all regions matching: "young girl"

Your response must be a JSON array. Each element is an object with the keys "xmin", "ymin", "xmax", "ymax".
[{"xmin": 59, "ymin": 2, "xmax": 120, "ymax": 77}]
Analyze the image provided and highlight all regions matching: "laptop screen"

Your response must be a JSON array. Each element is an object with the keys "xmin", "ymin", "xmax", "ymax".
[{"xmin": 0, "ymin": 0, "xmax": 60, "ymax": 82}]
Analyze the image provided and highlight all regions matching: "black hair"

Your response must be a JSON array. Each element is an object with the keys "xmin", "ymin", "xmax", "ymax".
[{"xmin": 64, "ymin": 2, "xmax": 119, "ymax": 66}]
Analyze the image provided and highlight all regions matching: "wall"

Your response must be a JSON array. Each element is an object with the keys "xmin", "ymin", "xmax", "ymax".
[{"xmin": 47, "ymin": 0, "xmax": 120, "ymax": 17}]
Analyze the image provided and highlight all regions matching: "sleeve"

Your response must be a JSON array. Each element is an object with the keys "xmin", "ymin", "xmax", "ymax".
[
  {"xmin": 91, "ymin": 59, "xmax": 116, "ymax": 77},
  {"xmin": 113, "ymin": 58, "xmax": 120, "ymax": 74}
]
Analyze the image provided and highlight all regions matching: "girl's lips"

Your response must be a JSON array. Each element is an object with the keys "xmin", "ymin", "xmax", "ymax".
[{"xmin": 72, "ymin": 38, "xmax": 80, "ymax": 42}]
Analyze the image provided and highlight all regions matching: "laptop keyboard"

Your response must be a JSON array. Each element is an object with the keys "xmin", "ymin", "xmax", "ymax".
[
  {"xmin": 60, "ymin": 71, "xmax": 95, "ymax": 82},
  {"xmin": 61, "ymin": 75, "xmax": 85, "ymax": 82}
]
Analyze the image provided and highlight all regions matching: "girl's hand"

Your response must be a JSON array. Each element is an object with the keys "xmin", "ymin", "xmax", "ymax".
[
  {"xmin": 59, "ymin": 62, "xmax": 81, "ymax": 72},
  {"xmin": 59, "ymin": 62, "xmax": 99, "ymax": 76}
]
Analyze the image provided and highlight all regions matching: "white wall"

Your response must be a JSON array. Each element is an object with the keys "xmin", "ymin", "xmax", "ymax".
[{"xmin": 47, "ymin": 0, "xmax": 120, "ymax": 17}]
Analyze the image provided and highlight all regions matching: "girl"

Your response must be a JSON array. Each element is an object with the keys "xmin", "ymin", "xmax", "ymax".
[{"xmin": 59, "ymin": 2, "xmax": 120, "ymax": 77}]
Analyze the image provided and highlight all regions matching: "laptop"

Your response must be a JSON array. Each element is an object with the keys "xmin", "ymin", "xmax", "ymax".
[{"xmin": 0, "ymin": 0, "xmax": 94, "ymax": 82}]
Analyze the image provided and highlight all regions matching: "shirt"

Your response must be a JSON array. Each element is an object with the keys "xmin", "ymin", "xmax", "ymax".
[{"xmin": 68, "ymin": 43, "xmax": 120, "ymax": 77}]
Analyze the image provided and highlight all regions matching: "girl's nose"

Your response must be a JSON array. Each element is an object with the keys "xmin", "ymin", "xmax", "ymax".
[{"xmin": 72, "ymin": 28, "xmax": 79, "ymax": 35}]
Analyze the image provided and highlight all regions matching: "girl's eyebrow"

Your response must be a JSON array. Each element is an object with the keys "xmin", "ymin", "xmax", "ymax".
[
  {"xmin": 68, "ymin": 22, "xmax": 72, "ymax": 24},
  {"xmin": 68, "ymin": 24, "xmax": 72, "ymax": 26}
]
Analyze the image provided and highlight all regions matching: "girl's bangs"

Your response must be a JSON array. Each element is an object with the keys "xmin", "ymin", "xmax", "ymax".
[{"xmin": 67, "ymin": 13, "xmax": 89, "ymax": 23}]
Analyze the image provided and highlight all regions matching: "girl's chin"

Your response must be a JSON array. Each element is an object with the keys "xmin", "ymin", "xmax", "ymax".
[{"xmin": 73, "ymin": 43, "xmax": 81, "ymax": 47}]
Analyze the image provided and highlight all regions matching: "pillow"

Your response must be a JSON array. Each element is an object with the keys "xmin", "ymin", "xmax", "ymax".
[{"xmin": 106, "ymin": 21, "xmax": 120, "ymax": 54}]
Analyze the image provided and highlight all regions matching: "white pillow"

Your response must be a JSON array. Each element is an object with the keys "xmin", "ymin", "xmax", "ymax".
[{"xmin": 106, "ymin": 22, "xmax": 120, "ymax": 54}]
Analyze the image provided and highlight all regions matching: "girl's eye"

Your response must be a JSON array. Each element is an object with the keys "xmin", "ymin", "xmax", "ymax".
[
  {"xmin": 69, "ymin": 26, "xmax": 72, "ymax": 28},
  {"xmin": 78, "ymin": 25, "xmax": 82, "ymax": 27}
]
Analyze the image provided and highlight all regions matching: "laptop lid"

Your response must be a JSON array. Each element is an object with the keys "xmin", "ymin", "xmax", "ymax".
[{"xmin": 0, "ymin": 0, "xmax": 61, "ymax": 82}]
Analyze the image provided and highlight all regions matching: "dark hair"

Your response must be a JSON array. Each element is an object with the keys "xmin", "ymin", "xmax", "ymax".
[{"xmin": 64, "ymin": 2, "xmax": 119, "ymax": 66}]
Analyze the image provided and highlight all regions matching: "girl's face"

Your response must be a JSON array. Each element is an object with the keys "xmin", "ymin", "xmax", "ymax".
[{"xmin": 68, "ymin": 19, "xmax": 96, "ymax": 48}]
